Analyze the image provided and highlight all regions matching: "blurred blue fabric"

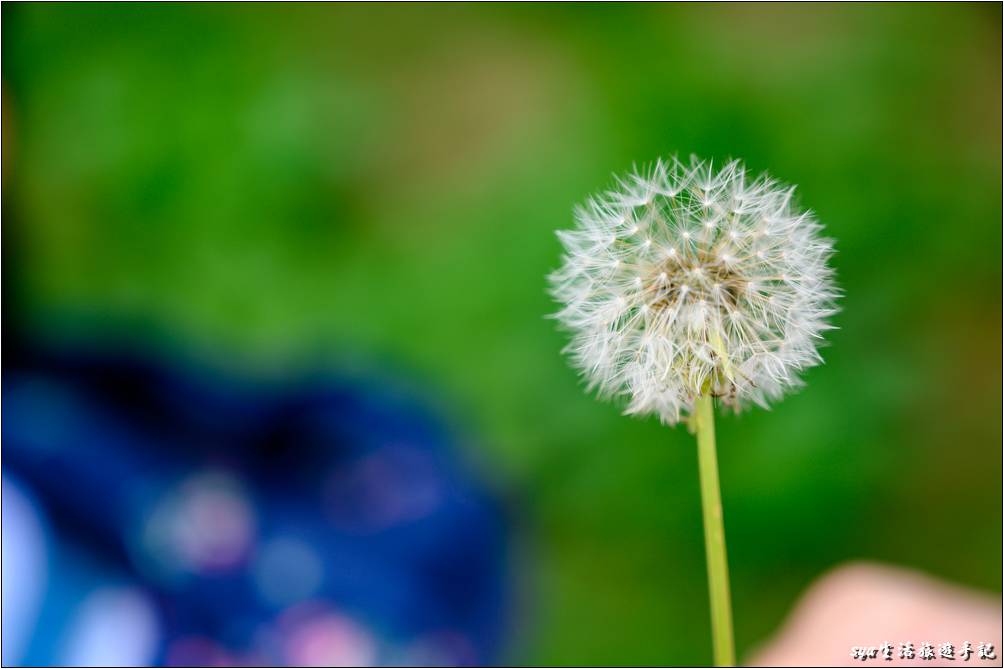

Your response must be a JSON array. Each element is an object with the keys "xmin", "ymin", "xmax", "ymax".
[{"xmin": 2, "ymin": 343, "xmax": 509, "ymax": 666}]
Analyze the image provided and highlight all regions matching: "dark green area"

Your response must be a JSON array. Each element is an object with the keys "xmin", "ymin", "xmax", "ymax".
[{"xmin": 3, "ymin": 4, "xmax": 1001, "ymax": 664}]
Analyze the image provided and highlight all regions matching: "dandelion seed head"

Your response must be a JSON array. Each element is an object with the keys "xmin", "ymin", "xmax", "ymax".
[{"xmin": 548, "ymin": 156, "xmax": 839, "ymax": 425}]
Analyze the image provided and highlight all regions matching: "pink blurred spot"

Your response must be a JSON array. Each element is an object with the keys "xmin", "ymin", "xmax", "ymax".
[
  {"xmin": 325, "ymin": 444, "xmax": 443, "ymax": 533},
  {"xmin": 144, "ymin": 471, "xmax": 255, "ymax": 575},
  {"xmin": 278, "ymin": 603, "xmax": 377, "ymax": 667}
]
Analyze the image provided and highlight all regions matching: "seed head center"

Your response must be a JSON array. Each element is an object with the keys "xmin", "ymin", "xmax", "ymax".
[{"xmin": 648, "ymin": 255, "xmax": 745, "ymax": 311}]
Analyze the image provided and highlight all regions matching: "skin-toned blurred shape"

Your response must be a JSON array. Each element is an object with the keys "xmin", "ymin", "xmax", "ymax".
[{"xmin": 749, "ymin": 562, "xmax": 1003, "ymax": 667}]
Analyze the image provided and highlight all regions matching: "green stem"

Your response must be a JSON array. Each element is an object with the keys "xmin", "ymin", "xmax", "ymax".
[{"xmin": 693, "ymin": 393, "xmax": 736, "ymax": 667}]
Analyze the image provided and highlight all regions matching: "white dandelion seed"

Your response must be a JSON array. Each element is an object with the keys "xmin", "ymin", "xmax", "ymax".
[{"xmin": 549, "ymin": 156, "xmax": 839, "ymax": 425}]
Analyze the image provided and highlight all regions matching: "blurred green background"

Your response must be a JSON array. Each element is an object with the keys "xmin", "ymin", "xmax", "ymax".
[{"xmin": 3, "ymin": 3, "xmax": 1001, "ymax": 665}]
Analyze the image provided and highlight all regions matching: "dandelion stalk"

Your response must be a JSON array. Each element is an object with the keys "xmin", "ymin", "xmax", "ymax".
[{"xmin": 692, "ymin": 393, "xmax": 735, "ymax": 667}]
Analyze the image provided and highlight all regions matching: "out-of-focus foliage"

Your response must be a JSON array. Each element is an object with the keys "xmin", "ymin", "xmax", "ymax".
[{"xmin": 3, "ymin": 4, "xmax": 1001, "ymax": 664}]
